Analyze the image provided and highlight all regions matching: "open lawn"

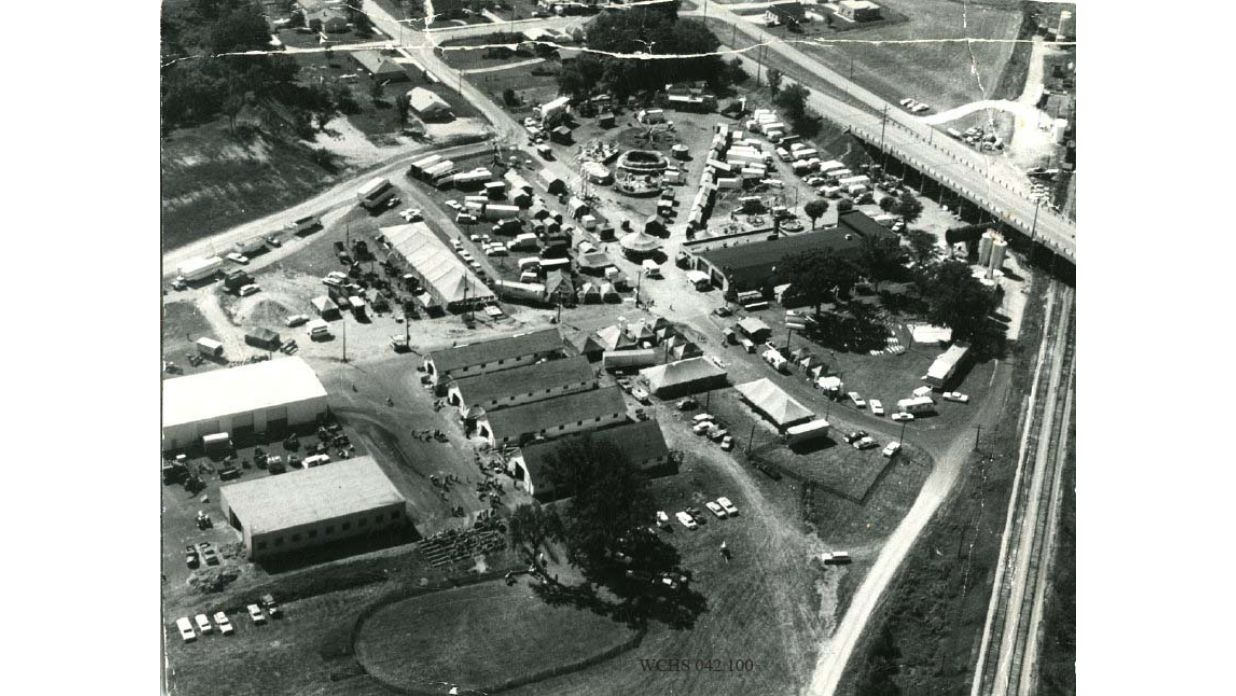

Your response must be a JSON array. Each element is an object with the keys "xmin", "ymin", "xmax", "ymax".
[
  {"xmin": 162, "ymin": 301, "xmax": 214, "ymax": 369},
  {"xmin": 356, "ymin": 580, "xmax": 641, "ymax": 692},
  {"xmin": 782, "ymin": 0, "xmax": 1026, "ymax": 112}
]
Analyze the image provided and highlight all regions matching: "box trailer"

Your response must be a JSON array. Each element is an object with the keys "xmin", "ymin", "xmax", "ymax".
[
  {"xmin": 195, "ymin": 337, "xmax": 224, "ymax": 358},
  {"xmin": 285, "ymin": 214, "xmax": 320, "ymax": 235},
  {"xmin": 408, "ymin": 154, "xmax": 443, "ymax": 178},
  {"xmin": 233, "ymin": 236, "xmax": 267, "ymax": 255},
  {"xmin": 786, "ymin": 418, "xmax": 830, "ymax": 444},
  {"xmin": 357, "ymin": 177, "xmax": 396, "ymax": 210},
  {"xmin": 897, "ymin": 396, "xmax": 936, "ymax": 415},
  {"xmin": 177, "ymin": 256, "xmax": 223, "ymax": 282},
  {"xmin": 603, "ymin": 349, "xmax": 658, "ymax": 371},
  {"xmin": 924, "ymin": 343, "xmax": 970, "ymax": 388}
]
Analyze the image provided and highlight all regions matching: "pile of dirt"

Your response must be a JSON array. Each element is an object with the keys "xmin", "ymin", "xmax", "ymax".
[{"xmin": 190, "ymin": 566, "xmax": 242, "ymax": 594}]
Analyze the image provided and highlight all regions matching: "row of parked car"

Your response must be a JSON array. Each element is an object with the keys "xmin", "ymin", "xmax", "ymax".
[
  {"xmin": 175, "ymin": 595, "xmax": 281, "ymax": 643},
  {"xmin": 657, "ymin": 496, "xmax": 740, "ymax": 531}
]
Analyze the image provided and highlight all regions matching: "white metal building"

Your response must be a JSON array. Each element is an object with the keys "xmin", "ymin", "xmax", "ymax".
[
  {"xmin": 219, "ymin": 457, "xmax": 406, "ymax": 560},
  {"xmin": 161, "ymin": 357, "xmax": 329, "ymax": 451}
]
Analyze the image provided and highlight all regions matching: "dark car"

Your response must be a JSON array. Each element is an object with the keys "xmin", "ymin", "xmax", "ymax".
[
  {"xmin": 219, "ymin": 467, "xmax": 242, "ymax": 481},
  {"xmin": 185, "ymin": 545, "xmax": 200, "ymax": 569},
  {"xmin": 844, "ymin": 430, "xmax": 868, "ymax": 444},
  {"xmin": 260, "ymin": 593, "xmax": 282, "ymax": 619}
]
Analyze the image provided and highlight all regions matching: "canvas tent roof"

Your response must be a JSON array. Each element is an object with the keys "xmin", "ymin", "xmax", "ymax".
[
  {"xmin": 735, "ymin": 378, "xmax": 814, "ymax": 428},
  {"xmin": 640, "ymin": 357, "xmax": 727, "ymax": 395},
  {"xmin": 382, "ymin": 223, "xmax": 495, "ymax": 306},
  {"xmin": 619, "ymin": 229, "xmax": 663, "ymax": 254}
]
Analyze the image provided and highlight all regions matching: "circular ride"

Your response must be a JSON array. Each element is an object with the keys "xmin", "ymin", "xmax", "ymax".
[{"xmin": 616, "ymin": 149, "xmax": 670, "ymax": 175}]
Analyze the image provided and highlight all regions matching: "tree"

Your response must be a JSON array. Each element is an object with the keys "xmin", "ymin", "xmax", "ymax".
[
  {"xmin": 394, "ymin": 91, "xmax": 410, "ymax": 122},
  {"xmin": 892, "ymin": 191, "xmax": 924, "ymax": 224},
  {"xmin": 781, "ymin": 250, "xmax": 861, "ymax": 313},
  {"xmin": 922, "ymin": 260, "xmax": 999, "ymax": 341},
  {"xmin": 804, "ymin": 199, "xmax": 830, "ymax": 229},
  {"xmin": 859, "ymin": 235, "xmax": 904, "ymax": 291},
  {"xmin": 905, "ymin": 229, "xmax": 937, "ymax": 266},
  {"xmin": 369, "ymin": 79, "xmax": 386, "ymax": 101},
  {"xmin": 773, "ymin": 82, "xmax": 807, "ymax": 120},
  {"xmin": 509, "ymin": 503, "xmax": 564, "ymax": 557},
  {"xmin": 502, "ymin": 88, "xmax": 519, "ymax": 107},
  {"xmin": 879, "ymin": 195, "xmax": 896, "ymax": 213},
  {"xmin": 767, "ymin": 68, "xmax": 783, "ymax": 96},
  {"xmin": 837, "ymin": 198, "xmax": 854, "ymax": 213},
  {"xmin": 725, "ymin": 57, "xmax": 748, "ymax": 84},
  {"xmin": 557, "ymin": 54, "xmax": 605, "ymax": 100},
  {"xmin": 542, "ymin": 437, "xmax": 654, "ymax": 576}
]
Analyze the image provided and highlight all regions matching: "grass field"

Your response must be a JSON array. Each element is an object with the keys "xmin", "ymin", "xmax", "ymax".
[
  {"xmin": 781, "ymin": 0, "xmax": 1026, "ymax": 111},
  {"xmin": 1036, "ymin": 408, "xmax": 1075, "ymax": 696},
  {"xmin": 837, "ymin": 273, "xmax": 1052, "ymax": 696},
  {"xmin": 355, "ymin": 580, "xmax": 642, "ymax": 692},
  {"xmin": 162, "ymin": 301, "xmax": 214, "ymax": 366}
]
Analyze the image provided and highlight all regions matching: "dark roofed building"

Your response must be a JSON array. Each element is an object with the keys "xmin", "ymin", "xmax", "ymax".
[
  {"xmin": 423, "ymin": 329, "xmax": 564, "ymax": 386},
  {"xmin": 447, "ymin": 356, "xmax": 596, "ymax": 416},
  {"xmin": 516, "ymin": 420, "xmax": 673, "ymax": 500},
  {"xmin": 764, "ymin": 1, "xmax": 807, "ymax": 27},
  {"xmin": 350, "ymin": 50, "xmax": 410, "ymax": 82},
  {"xmin": 477, "ymin": 386, "xmax": 627, "ymax": 446},
  {"xmin": 692, "ymin": 210, "xmax": 898, "ymax": 294}
]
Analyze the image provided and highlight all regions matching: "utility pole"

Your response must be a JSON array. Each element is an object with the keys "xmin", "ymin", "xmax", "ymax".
[
  {"xmin": 746, "ymin": 422, "xmax": 757, "ymax": 454},
  {"xmin": 341, "ymin": 313, "xmax": 348, "ymax": 363},
  {"xmin": 880, "ymin": 106, "xmax": 890, "ymax": 172},
  {"xmin": 899, "ymin": 419, "xmax": 907, "ymax": 446},
  {"xmin": 974, "ymin": 425, "xmax": 982, "ymax": 451}
]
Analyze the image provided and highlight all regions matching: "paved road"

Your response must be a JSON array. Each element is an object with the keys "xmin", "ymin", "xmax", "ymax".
[
  {"xmin": 804, "ymin": 283, "xmax": 1059, "ymax": 696},
  {"xmin": 683, "ymin": 6, "xmax": 1076, "ymax": 260}
]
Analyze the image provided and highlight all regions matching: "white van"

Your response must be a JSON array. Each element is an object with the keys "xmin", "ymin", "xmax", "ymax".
[
  {"xmin": 642, "ymin": 260, "xmax": 661, "ymax": 278},
  {"xmin": 302, "ymin": 454, "xmax": 331, "ymax": 468},
  {"xmin": 307, "ymin": 319, "xmax": 331, "ymax": 340}
]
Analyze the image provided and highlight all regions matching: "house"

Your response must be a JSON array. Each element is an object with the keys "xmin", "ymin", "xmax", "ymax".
[
  {"xmin": 350, "ymin": 50, "xmax": 409, "ymax": 82},
  {"xmin": 447, "ymin": 356, "xmax": 596, "ymax": 417},
  {"xmin": 475, "ymin": 386, "xmax": 628, "ymax": 447},
  {"xmin": 406, "ymin": 87, "xmax": 452, "ymax": 120},
  {"xmin": 297, "ymin": 0, "xmax": 349, "ymax": 33},
  {"xmin": 513, "ymin": 420, "xmax": 672, "ymax": 500},
  {"xmin": 764, "ymin": 2, "xmax": 807, "ymax": 28},
  {"xmin": 836, "ymin": 0, "xmax": 882, "ymax": 23},
  {"xmin": 422, "ymin": 328, "xmax": 565, "ymax": 387}
]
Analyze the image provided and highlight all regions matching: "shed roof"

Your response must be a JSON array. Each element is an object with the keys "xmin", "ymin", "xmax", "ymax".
[
  {"xmin": 520, "ymin": 419, "xmax": 669, "ymax": 496},
  {"xmin": 407, "ymin": 87, "xmax": 450, "ymax": 114},
  {"xmin": 428, "ymin": 327, "xmax": 562, "ymax": 374},
  {"xmin": 483, "ymin": 386, "xmax": 626, "ymax": 441},
  {"xmin": 451, "ymin": 356, "xmax": 594, "ymax": 407},
  {"xmin": 221, "ymin": 457, "xmax": 404, "ymax": 536},
  {"xmin": 162, "ymin": 357, "xmax": 326, "ymax": 430}
]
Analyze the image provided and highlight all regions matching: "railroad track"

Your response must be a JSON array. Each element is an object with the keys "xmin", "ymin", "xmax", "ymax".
[{"xmin": 971, "ymin": 283, "xmax": 1075, "ymax": 696}]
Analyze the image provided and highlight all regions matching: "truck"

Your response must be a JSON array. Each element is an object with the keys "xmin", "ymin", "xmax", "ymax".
[
  {"xmin": 897, "ymin": 396, "xmax": 936, "ymax": 415},
  {"xmin": 223, "ymin": 269, "xmax": 255, "ymax": 292},
  {"xmin": 195, "ymin": 337, "xmax": 224, "ymax": 358},
  {"xmin": 233, "ymin": 236, "xmax": 267, "ymax": 255},
  {"xmin": 285, "ymin": 215, "xmax": 320, "ymax": 235},
  {"xmin": 177, "ymin": 256, "xmax": 223, "ymax": 283},
  {"xmin": 357, "ymin": 177, "xmax": 396, "ymax": 211}
]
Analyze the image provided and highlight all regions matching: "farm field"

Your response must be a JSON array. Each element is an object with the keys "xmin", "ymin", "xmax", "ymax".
[{"xmin": 771, "ymin": 0, "xmax": 1027, "ymax": 112}]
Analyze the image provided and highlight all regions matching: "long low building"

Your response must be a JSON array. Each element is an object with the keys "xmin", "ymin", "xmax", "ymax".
[
  {"xmin": 219, "ymin": 457, "xmax": 406, "ymax": 560},
  {"xmin": 162, "ymin": 357, "xmax": 329, "ymax": 451},
  {"xmin": 423, "ymin": 328, "xmax": 565, "ymax": 387},
  {"xmin": 447, "ymin": 355, "xmax": 596, "ymax": 416},
  {"xmin": 688, "ymin": 210, "xmax": 898, "ymax": 294},
  {"xmin": 383, "ymin": 222, "xmax": 496, "ymax": 311},
  {"xmin": 514, "ymin": 420, "xmax": 673, "ymax": 500},
  {"xmin": 476, "ymin": 386, "xmax": 628, "ymax": 447}
]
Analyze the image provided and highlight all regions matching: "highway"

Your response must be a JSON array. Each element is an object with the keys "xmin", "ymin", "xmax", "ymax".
[
  {"xmin": 683, "ymin": 6, "xmax": 1076, "ymax": 260},
  {"xmin": 969, "ymin": 286, "xmax": 1075, "ymax": 696}
]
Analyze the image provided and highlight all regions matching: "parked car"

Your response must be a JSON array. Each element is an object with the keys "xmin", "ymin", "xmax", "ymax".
[
  {"xmin": 213, "ymin": 612, "xmax": 234, "ymax": 636},
  {"xmin": 717, "ymin": 497, "xmax": 739, "ymax": 516},
  {"xmin": 848, "ymin": 392, "xmax": 867, "ymax": 408},
  {"xmin": 821, "ymin": 551, "xmax": 852, "ymax": 565},
  {"xmin": 891, "ymin": 412, "xmax": 915, "ymax": 422},
  {"xmin": 226, "ymin": 252, "xmax": 250, "ymax": 265},
  {"xmin": 194, "ymin": 613, "xmax": 213, "ymax": 635},
  {"xmin": 265, "ymin": 235, "xmax": 283, "ymax": 247},
  {"xmin": 942, "ymin": 391, "xmax": 970, "ymax": 403},
  {"xmin": 175, "ymin": 617, "xmax": 196, "ymax": 643},
  {"xmin": 247, "ymin": 604, "xmax": 267, "ymax": 625},
  {"xmin": 882, "ymin": 442, "xmax": 902, "ymax": 458},
  {"xmin": 656, "ymin": 510, "xmax": 671, "ymax": 529},
  {"xmin": 720, "ymin": 436, "xmax": 734, "ymax": 451},
  {"xmin": 869, "ymin": 399, "xmax": 885, "ymax": 416},
  {"xmin": 185, "ymin": 545, "xmax": 199, "ymax": 569},
  {"xmin": 693, "ymin": 421, "xmax": 714, "ymax": 436},
  {"xmin": 285, "ymin": 314, "xmax": 310, "ymax": 327},
  {"xmin": 399, "ymin": 208, "xmax": 423, "ymax": 222},
  {"xmin": 677, "ymin": 397, "xmax": 698, "ymax": 411},
  {"xmin": 675, "ymin": 511, "xmax": 698, "ymax": 530},
  {"xmin": 239, "ymin": 284, "xmax": 260, "ymax": 297},
  {"xmin": 260, "ymin": 594, "xmax": 282, "ymax": 619},
  {"xmin": 712, "ymin": 306, "xmax": 732, "ymax": 317},
  {"xmin": 705, "ymin": 501, "xmax": 727, "ymax": 519},
  {"xmin": 844, "ymin": 430, "xmax": 868, "ymax": 444},
  {"xmin": 708, "ymin": 427, "xmax": 729, "ymax": 442},
  {"xmin": 631, "ymin": 386, "xmax": 651, "ymax": 404},
  {"xmin": 445, "ymin": 200, "xmax": 463, "ymax": 212},
  {"xmin": 854, "ymin": 436, "xmax": 878, "ymax": 450}
]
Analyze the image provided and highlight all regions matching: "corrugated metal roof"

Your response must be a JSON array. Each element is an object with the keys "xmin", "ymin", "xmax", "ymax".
[
  {"xmin": 162, "ymin": 357, "xmax": 327, "ymax": 430},
  {"xmin": 221, "ymin": 457, "xmax": 404, "ymax": 536}
]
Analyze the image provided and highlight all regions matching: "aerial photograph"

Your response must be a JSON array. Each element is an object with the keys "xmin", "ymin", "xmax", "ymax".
[{"xmin": 160, "ymin": 1, "xmax": 1077, "ymax": 694}]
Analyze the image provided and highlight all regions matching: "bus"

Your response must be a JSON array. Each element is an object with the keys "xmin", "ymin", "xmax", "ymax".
[{"xmin": 357, "ymin": 177, "xmax": 396, "ymax": 211}]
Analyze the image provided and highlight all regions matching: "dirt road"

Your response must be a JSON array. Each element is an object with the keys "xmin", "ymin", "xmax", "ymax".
[{"xmin": 803, "ymin": 285, "xmax": 1057, "ymax": 696}]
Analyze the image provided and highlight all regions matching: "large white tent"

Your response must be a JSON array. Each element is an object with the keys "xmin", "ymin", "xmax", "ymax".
[
  {"xmin": 383, "ymin": 223, "xmax": 495, "ymax": 308},
  {"xmin": 735, "ymin": 378, "xmax": 814, "ymax": 430}
]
